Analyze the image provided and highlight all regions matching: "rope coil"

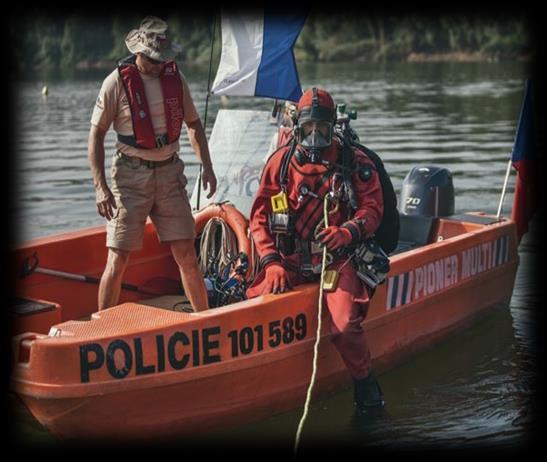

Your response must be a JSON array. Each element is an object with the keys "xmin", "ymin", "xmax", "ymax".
[{"xmin": 198, "ymin": 217, "xmax": 238, "ymax": 277}]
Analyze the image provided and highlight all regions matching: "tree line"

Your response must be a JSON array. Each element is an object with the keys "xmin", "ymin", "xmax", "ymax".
[{"xmin": 12, "ymin": 12, "xmax": 531, "ymax": 74}]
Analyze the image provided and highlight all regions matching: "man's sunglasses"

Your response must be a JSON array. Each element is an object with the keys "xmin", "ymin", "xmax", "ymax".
[{"xmin": 142, "ymin": 54, "xmax": 164, "ymax": 65}]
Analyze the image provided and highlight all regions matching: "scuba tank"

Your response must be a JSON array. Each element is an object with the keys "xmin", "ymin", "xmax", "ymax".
[
  {"xmin": 334, "ymin": 104, "xmax": 400, "ymax": 255},
  {"xmin": 332, "ymin": 104, "xmax": 396, "ymax": 287}
]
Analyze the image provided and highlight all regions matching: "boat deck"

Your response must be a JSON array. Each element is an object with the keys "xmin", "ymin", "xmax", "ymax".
[{"xmin": 138, "ymin": 295, "xmax": 193, "ymax": 312}]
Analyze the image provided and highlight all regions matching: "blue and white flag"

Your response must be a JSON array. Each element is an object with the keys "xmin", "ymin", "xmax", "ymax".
[{"xmin": 211, "ymin": 10, "xmax": 307, "ymax": 102}]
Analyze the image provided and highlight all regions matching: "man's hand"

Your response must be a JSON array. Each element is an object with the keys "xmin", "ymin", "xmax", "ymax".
[
  {"xmin": 95, "ymin": 185, "xmax": 117, "ymax": 221},
  {"xmin": 202, "ymin": 166, "xmax": 217, "ymax": 199},
  {"xmin": 262, "ymin": 262, "xmax": 291, "ymax": 295},
  {"xmin": 316, "ymin": 226, "xmax": 353, "ymax": 251},
  {"xmin": 186, "ymin": 119, "xmax": 217, "ymax": 199}
]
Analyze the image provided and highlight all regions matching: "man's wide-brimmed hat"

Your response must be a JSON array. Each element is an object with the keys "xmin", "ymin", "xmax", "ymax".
[{"xmin": 125, "ymin": 16, "xmax": 180, "ymax": 62}]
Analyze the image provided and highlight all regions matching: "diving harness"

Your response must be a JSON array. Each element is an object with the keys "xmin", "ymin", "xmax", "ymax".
[{"xmin": 268, "ymin": 136, "xmax": 390, "ymax": 290}]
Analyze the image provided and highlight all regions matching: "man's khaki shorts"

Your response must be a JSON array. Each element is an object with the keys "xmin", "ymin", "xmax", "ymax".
[{"xmin": 106, "ymin": 152, "xmax": 195, "ymax": 251}]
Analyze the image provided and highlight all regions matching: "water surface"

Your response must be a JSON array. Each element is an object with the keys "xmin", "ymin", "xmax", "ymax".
[{"xmin": 11, "ymin": 61, "xmax": 538, "ymax": 451}]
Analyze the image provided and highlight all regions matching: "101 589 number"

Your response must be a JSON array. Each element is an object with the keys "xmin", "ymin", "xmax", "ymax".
[{"xmin": 227, "ymin": 313, "xmax": 307, "ymax": 358}]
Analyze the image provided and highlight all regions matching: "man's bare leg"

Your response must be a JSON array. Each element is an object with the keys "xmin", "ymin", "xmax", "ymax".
[
  {"xmin": 98, "ymin": 247, "xmax": 131, "ymax": 310},
  {"xmin": 170, "ymin": 239, "xmax": 209, "ymax": 312}
]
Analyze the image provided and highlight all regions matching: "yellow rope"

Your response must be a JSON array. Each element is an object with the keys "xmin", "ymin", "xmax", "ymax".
[{"xmin": 294, "ymin": 193, "xmax": 330, "ymax": 455}]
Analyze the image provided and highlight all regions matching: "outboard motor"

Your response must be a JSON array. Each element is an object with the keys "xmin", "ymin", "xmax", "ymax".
[{"xmin": 400, "ymin": 166, "xmax": 454, "ymax": 217}]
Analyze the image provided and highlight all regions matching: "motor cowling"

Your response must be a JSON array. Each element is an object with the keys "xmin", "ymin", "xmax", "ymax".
[{"xmin": 400, "ymin": 166, "xmax": 454, "ymax": 217}]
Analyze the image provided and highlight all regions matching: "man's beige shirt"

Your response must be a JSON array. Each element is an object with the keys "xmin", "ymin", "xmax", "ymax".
[{"xmin": 91, "ymin": 67, "xmax": 199, "ymax": 161}]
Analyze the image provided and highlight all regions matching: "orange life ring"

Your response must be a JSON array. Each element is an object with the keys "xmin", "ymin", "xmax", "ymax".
[{"xmin": 193, "ymin": 203, "xmax": 253, "ymax": 278}]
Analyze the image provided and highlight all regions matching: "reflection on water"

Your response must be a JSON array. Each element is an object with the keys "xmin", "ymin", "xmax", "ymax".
[
  {"xmin": 206, "ymin": 259, "xmax": 537, "ymax": 451},
  {"xmin": 11, "ymin": 61, "xmax": 538, "ymax": 449}
]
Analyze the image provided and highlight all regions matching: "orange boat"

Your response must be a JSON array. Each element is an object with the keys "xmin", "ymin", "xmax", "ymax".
[
  {"xmin": 9, "ymin": 110, "xmax": 519, "ymax": 440},
  {"xmin": 9, "ymin": 207, "xmax": 518, "ymax": 440}
]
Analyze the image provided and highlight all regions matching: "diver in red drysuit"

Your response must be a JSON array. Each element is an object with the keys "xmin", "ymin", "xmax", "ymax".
[{"xmin": 247, "ymin": 87, "xmax": 385, "ymax": 414}]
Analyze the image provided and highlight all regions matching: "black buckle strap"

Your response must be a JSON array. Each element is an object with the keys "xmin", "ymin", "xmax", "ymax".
[
  {"xmin": 116, "ymin": 151, "xmax": 175, "ymax": 169},
  {"xmin": 117, "ymin": 133, "xmax": 169, "ymax": 149},
  {"xmin": 279, "ymin": 139, "xmax": 297, "ymax": 190},
  {"xmin": 155, "ymin": 134, "xmax": 167, "ymax": 148}
]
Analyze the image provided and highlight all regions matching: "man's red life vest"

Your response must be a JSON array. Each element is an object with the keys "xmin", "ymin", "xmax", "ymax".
[{"xmin": 118, "ymin": 59, "xmax": 184, "ymax": 149}]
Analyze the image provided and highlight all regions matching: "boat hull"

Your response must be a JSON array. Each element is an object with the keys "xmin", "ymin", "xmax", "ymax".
[{"xmin": 11, "ymin": 213, "xmax": 519, "ymax": 440}]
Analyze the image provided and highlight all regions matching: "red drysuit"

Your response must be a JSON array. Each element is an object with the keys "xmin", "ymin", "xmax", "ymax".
[{"xmin": 247, "ymin": 138, "xmax": 383, "ymax": 379}]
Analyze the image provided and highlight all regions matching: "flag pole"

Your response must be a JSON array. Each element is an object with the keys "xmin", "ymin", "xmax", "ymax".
[
  {"xmin": 496, "ymin": 159, "xmax": 513, "ymax": 219},
  {"xmin": 196, "ymin": 13, "xmax": 217, "ymax": 211}
]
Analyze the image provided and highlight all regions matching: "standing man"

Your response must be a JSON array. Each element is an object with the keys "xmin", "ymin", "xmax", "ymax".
[
  {"xmin": 247, "ymin": 87, "xmax": 385, "ymax": 415},
  {"xmin": 88, "ymin": 16, "xmax": 216, "ymax": 312},
  {"xmin": 267, "ymin": 100, "xmax": 297, "ymax": 154}
]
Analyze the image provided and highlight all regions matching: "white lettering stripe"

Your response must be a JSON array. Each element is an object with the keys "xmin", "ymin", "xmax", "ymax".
[
  {"xmin": 386, "ymin": 277, "xmax": 395, "ymax": 310},
  {"xmin": 384, "ymin": 235, "xmax": 512, "ymax": 315},
  {"xmin": 499, "ymin": 236, "xmax": 504, "ymax": 265},
  {"xmin": 396, "ymin": 274, "xmax": 404, "ymax": 308},
  {"xmin": 405, "ymin": 271, "xmax": 414, "ymax": 305},
  {"xmin": 498, "ymin": 236, "xmax": 505, "ymax": 266}
]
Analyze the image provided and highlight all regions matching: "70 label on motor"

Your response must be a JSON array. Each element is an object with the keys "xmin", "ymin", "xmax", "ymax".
[{"xmin": 227, "ymin": 313, "xmax": 307, "ymax": 357}]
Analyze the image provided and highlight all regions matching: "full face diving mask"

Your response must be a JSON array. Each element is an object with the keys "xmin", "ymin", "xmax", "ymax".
[{"xmin": 298, "ymin": 120, "xmax": 333, "ymax": 149}]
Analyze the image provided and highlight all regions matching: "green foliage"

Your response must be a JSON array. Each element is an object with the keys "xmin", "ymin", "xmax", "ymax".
[
  {"xmin": 60, "ymin": 16, "xmax": 113, "ymax": 68},
  {"xmin": 17, "ymin": 16, "xmax": 65, "ymax": 70},
  {"xmin": 108, "ymin": 15, "xmax": 144, "ymax": 60},
  {"xmin": 13, "ymin": 13, "xmax": 530, "ymax": 74},
  {"xmin": 165, "ymin": 14, "xmax": 216, "ymax": 64}
]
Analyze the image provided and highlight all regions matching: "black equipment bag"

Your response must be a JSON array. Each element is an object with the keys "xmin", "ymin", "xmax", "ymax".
[{"xmin": 354, "ymin": 143, "xmax": 400, "ymax": 254}]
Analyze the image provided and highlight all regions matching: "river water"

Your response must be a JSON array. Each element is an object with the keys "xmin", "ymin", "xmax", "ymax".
[{"xmin": 11, "ymin": 61, "xmax": 539, "ymax": 451}]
